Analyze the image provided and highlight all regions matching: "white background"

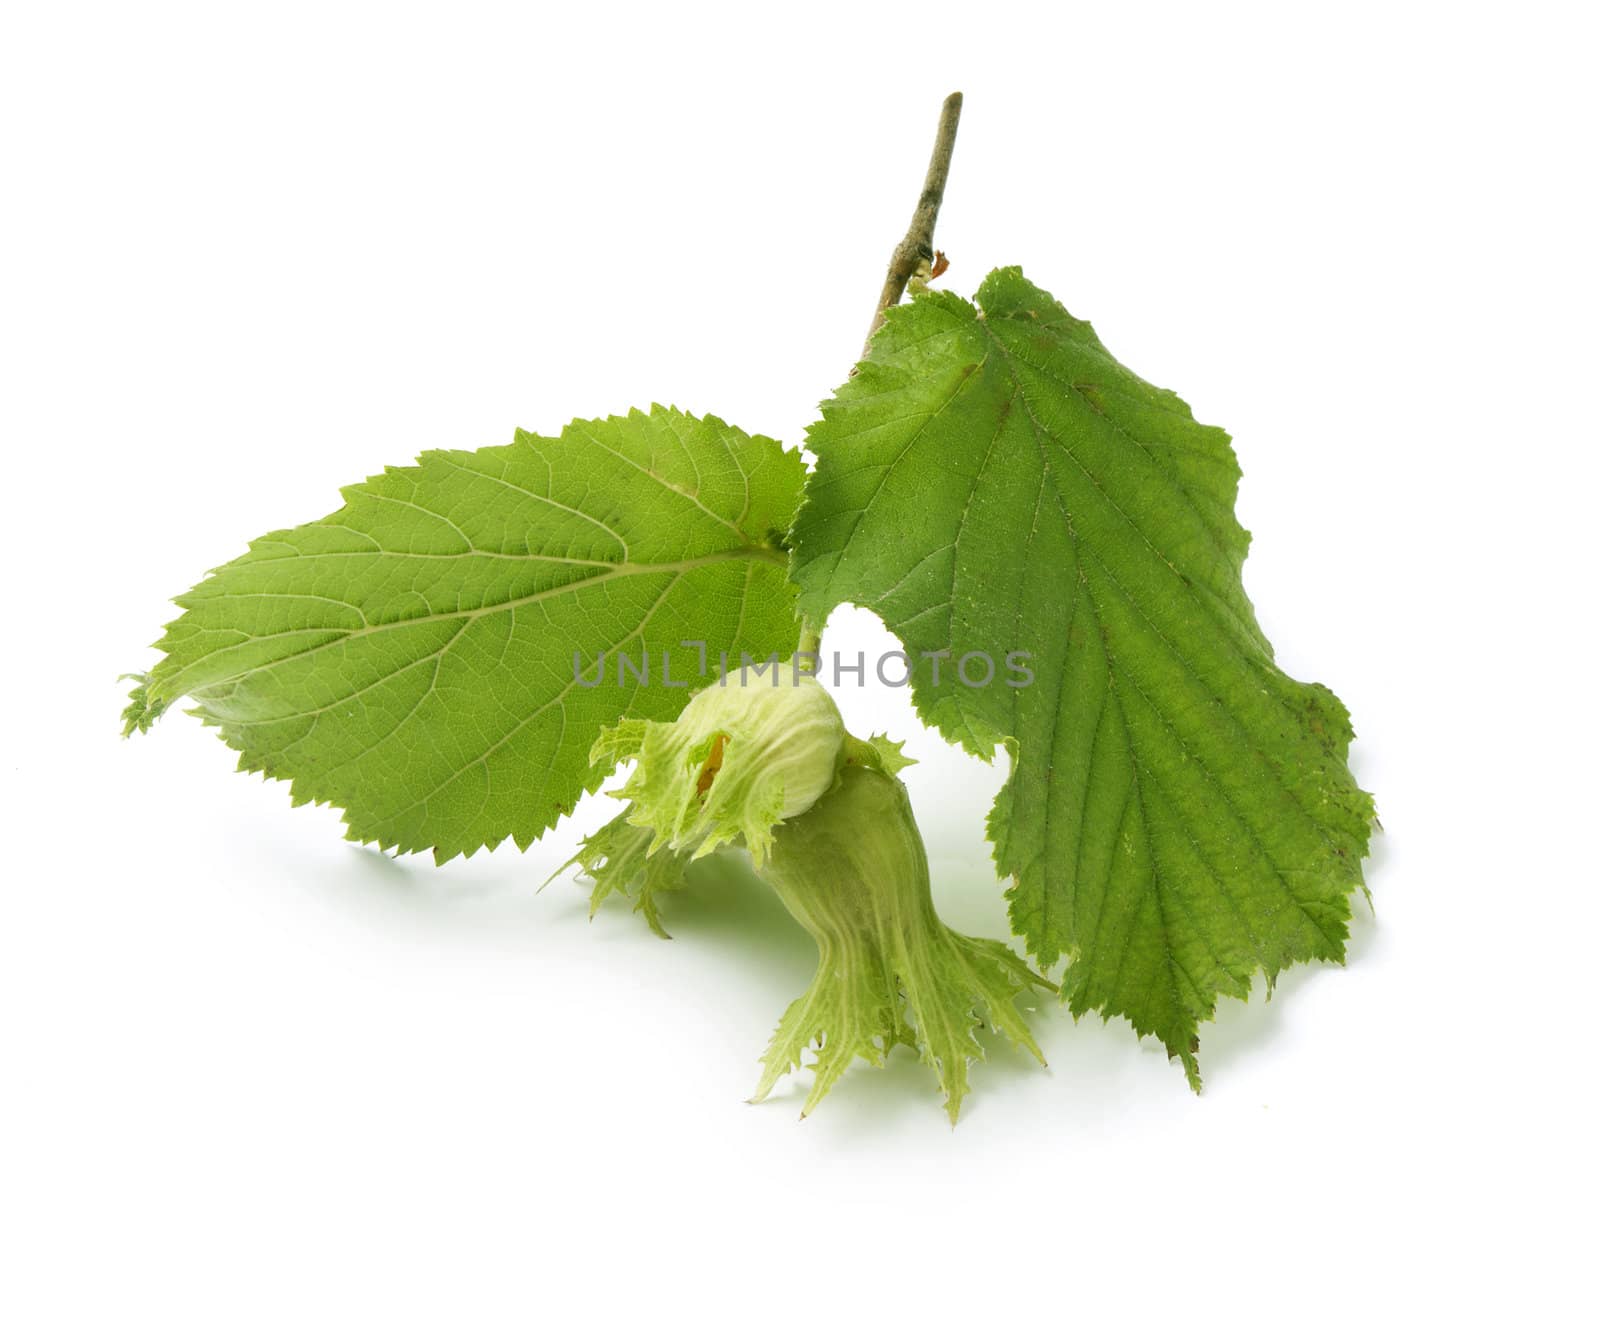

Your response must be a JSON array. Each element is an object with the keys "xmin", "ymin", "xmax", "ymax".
[{"xmin": 4, "ymin": 2, "xmax": 1596, "ymax": 1324}]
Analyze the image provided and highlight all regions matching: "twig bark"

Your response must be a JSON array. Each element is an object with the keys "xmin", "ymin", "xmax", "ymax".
[
  {"xmin": 799, "ymin": 92, "xmax": 966, "ymax": 665},
  {"xmin": 860, "ymin": 91, "xmax": 964, "ymax": 359}
]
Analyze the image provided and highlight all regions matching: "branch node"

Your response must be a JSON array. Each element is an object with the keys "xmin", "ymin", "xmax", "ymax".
[{"xmin": 859, "ymin": 91, "xmax": 964, "ymax": 361}]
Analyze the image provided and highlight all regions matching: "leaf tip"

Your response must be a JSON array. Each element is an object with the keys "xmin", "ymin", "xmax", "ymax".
[{"xmin": 118, "ymin": 672, "xmax": 165, "ymax": 737}]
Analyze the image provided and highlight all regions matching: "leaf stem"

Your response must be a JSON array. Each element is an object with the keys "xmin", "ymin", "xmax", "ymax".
[
  {"xmin": 797, "ymin": 619, "xmax": 822, "ymax": 668},
  {"xmin": 860, "ymin": 90, "xmax": 964, "ymax": 359}
]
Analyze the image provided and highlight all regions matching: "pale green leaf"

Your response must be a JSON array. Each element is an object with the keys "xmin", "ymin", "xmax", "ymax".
[
  {"xmin": 132, "ymin": 406, "xmax": 804, "ymax": 861},
  {"xmin": 791, "ymin": 268, "xmax": 1374, "ymax": 1087}
]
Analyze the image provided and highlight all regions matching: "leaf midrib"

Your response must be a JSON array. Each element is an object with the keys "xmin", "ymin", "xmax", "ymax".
[{"xmin": 163, "ymin": 544, "xmax": 786, "ymax": 703}]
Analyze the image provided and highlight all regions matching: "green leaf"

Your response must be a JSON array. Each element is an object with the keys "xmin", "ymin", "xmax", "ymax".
[
  {"xmin": 790, "ymin": 268, "xmax": 1375, "ymax": 1088},
  {"xmin": 133, "ymin": 406, "xmax": 805, "ymax": 861}
]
